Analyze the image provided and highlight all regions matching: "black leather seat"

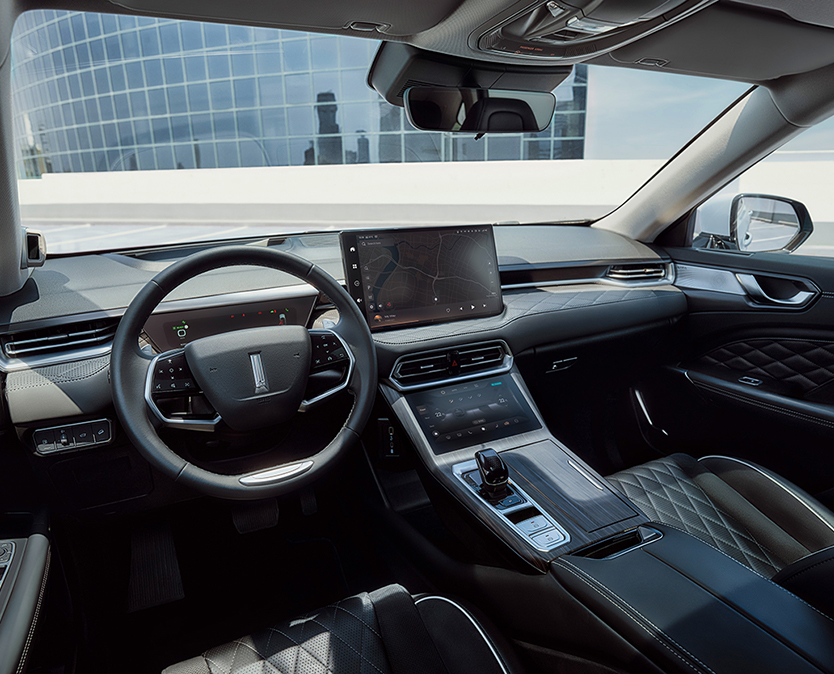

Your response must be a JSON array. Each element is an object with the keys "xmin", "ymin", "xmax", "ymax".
[
  {"xmin": 163, "ymin": 584, "xmax": 523, "ymax": 674},
  {"xmin": 607, "ymin": 454, "xmax": 834, "ymax": 589}
]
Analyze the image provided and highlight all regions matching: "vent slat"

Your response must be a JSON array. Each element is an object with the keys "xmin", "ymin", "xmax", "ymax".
[
  {"xmin": 392, "ymin": 342, "xmax": 507, "ymax": 386},
  {"xmin": 606, "ymin": 263, "xmax": 666, "ymax": 282},
  {"xmin": 3, "ymin": 319, "xmax": 118, "ymax": 359}
]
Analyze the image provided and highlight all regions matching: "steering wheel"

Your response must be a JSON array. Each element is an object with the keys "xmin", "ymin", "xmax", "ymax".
[{"xmin": 110, "ymin": 246, "xmax": 377, "ymax": 500}]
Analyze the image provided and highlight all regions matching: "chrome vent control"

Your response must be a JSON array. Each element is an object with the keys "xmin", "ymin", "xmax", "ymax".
[{"xmin": 390, "ymin": 341, "xmax": 512, "ymax": 389}]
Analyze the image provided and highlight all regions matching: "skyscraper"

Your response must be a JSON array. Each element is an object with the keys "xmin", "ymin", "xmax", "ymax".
[{"xmin": 11, "ymin": 10, "xmax": 588, "ymax": 178}]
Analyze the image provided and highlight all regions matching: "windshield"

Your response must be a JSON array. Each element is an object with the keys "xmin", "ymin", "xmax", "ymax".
[{"xmin": 11, "ymin": 10, "xmax": 748, "ymax": 254}]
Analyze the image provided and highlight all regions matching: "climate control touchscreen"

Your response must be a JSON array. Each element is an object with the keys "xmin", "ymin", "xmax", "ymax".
[{"xmin": 405, "ymin": 375, "xmax": 541, "ymax": 453}]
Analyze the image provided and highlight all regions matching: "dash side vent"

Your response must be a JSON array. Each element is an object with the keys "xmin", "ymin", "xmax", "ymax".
[
  {"xmin": 3, "ymin": 318, "xmax": 118, "ymax": 359},
  {"xmin": 606, "ymin": 263, "xmax": 667, "ymax": 282},
  {"xmin": 392, "ymin": 341, "xmax": 509, "ymax": 387}
]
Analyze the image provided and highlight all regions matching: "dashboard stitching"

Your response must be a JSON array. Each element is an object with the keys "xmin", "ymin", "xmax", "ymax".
[
  {"xmin": 6, "ymin": 358, "xmax": 109, "ymax": 391},
  {"xmin": 373, "ymin": 286, "xmax": 678, "ymax": 345}
]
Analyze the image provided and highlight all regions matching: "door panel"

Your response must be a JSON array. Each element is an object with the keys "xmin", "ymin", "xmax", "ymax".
[{"xmin": 641, "ymin": 246, "xmax": 834, "ymax": 504}]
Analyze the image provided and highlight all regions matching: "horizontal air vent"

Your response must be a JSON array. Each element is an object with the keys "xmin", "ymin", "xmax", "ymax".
[
  {"xmin": 392, "ymin": 342, "xmax": 509, "ymax": 387},
  {"xmin": 606, "ymin": 263, "xmax": 667, "ymax": 282},
  {"xmin": 2, "ymin": 318, "xmax": 118, "ymax": 359}
]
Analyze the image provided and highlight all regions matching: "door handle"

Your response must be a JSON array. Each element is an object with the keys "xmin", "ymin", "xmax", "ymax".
[{"xmin": 735, "ymin": 273, "xmax": 817, "ymax": 307}]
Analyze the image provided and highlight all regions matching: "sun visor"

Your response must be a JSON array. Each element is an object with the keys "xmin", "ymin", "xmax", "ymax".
[
  {"xmin": 107, "ymin": 0, "xmax": 462, "ymax": 37},
  {"xmin": 368, "ymin": 42, "xmax": 572, "ymax": 107}
]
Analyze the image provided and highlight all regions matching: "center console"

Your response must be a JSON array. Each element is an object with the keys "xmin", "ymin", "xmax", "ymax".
[
  {"xmin": 381, "ymin": 347, "xmax": 834, "ymax": 674},
  {"xmin": 381, "ymin": 363, "xmax": 648, "ymax": 571}
]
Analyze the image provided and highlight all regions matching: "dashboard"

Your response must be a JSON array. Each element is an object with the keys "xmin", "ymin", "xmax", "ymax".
[{"xmin": 0, "ymin": 224, "xmax": 686, "ymax": 496}]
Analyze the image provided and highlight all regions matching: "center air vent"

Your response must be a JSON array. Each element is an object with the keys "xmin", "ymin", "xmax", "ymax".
[
  {"xmin": 606, "ymin": 263, "xmax": 667, "ymax": 282},
  {"xmin": 392, "ymin": 342, "xmax": 510, "ymax": 388},
  {"xmin": 2, "ymin": 318, "xmax": 118, "ymax": 360}
]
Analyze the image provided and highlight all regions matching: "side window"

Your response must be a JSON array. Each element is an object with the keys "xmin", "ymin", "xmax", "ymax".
[{"xmin": 688, "ymin": 115, "xmax": 834, "ymax": 258}]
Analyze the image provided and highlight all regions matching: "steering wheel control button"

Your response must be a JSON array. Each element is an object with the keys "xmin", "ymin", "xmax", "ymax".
[
  {"xmin": 310, "ymin": 331, "xmax": 349, "ymax": 371},
  {"xmin": 153, "ymin": 352, "xmax": 198, "ymax": 396}
]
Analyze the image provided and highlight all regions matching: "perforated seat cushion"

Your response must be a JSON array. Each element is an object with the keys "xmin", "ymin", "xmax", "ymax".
[
  {"xmin": 607, "ymin": 454, "xmax": 834, "ymax": 577},
  {"xmin": 162, "ymin": 585, "xmax": 520, "ymax": 674},
  {"xmin": 165, "ymin": 593, "xmax": 388, "ymax": 674}
]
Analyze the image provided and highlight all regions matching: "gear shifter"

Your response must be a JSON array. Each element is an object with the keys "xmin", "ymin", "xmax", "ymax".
[{"xmin": 475, "ymin": 449, "xmax": 510, "ymax": 502}]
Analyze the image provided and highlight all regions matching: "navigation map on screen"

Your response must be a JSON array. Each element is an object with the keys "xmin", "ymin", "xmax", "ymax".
[{"xmin": 341, "ymin": 225, "xmax": 503, "ymax": 331}]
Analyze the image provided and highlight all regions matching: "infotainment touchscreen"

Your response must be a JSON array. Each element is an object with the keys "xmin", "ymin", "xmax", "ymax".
[
  {"xmin": 340, "ymin": 225, "xmax": 503, "ymax": 331},
  {"xmin": 405, "ymin": 375, "xmax": 542, "ymax": 454}
]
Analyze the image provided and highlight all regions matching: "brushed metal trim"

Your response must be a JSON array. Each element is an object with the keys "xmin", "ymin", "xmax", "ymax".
[
  {"xmin": 453, "ymin": 459, "xmax": 572, "ymax": 553},
  {"xmin": 567, "ymin": 459, "xmax": 605, "ymax": 490},
  {"xmin": 239, "ymin": 460, "xmax": 313, "ymax": 485},
  {"xmin": 673, "ymin": 263, "xmax": 747, "ymax": 295},
  {"xmin": 501, "ymin": 264, "xmax": 675, "ymax": 291}
]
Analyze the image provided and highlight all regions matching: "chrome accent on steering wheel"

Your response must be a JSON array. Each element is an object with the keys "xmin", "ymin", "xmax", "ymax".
[
  {"xmin": 239, "ymin": 461, "xmax": 314, "ymax": 485},
  {"xmin": 144, "ymin": 348, "xmax": 221, "ymax": 432},
  {"xmin": 298, "ymin": 329, "xmax": 355, "ymax": 412}
]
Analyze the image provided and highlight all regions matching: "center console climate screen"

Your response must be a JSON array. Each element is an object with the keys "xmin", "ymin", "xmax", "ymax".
[
  {"xmin": 405, "ymin": 375, "xmax": 541, "ymax": 454},
  {"xmin": 340, "ymin": 225, "xmax": 503, "ymax": 331}
]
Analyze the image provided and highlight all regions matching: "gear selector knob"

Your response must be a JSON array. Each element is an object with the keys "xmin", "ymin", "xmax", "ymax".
[{"xmin": 475, "ymin": 448, "xmax": 510, "ymax": 501}]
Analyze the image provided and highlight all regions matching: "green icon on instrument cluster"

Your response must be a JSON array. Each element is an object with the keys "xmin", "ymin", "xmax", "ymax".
[{"xmin": 173, "ymin": 320, "xmax": 189, "ymax": 339}]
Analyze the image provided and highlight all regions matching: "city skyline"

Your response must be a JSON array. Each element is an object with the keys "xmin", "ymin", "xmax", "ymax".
[{"xmin": 11, "ymin": 10, "xmax": 588, "ymax": 178}]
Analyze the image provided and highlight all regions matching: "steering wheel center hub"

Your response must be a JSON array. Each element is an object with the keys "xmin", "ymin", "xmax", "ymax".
[{"xmin": 185, "ymin": 326, "xmax": 311, "ymax": 431}]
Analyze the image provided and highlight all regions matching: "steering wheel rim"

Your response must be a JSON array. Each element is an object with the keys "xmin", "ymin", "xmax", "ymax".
[{"xmin": 110, "ymin": 246, "xmax": 377, "ymax": 500}]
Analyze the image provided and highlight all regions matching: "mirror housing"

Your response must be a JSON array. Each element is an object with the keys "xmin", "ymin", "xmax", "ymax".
[
  {"xmin": 404, "ymin": 87, "xmax": 556, "ymax": 133},
  {"xmin": 692, "ymin": 193, "xmax": 813, "ymax": 253}
]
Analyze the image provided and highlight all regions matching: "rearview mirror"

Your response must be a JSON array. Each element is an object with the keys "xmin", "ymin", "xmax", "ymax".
[
  {"xmin": 692, "ymin": 193, "xmax": 813, "ymax": 253},
  {"xmin": 403, "ymin": 87, "xmax": 556, "ymax": 133}
]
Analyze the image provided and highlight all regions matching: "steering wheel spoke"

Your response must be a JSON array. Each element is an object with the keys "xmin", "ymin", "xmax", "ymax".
[
  {"xmin": 300, "ymin": 329, "xmax": 355, "ymax": 411},
  {"xmin": 145, "ymin": 348, "xmax": 222, "ymax": 431}
]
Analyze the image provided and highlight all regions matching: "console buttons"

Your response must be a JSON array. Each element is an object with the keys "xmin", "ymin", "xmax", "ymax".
[
  {"xmin": 531, "ymin": 528, "xmax": 566, "ymax": 548},
  {"xmin": 0, "ymin": 542, "xmax": 12, "ymax": 564},
  {"xmin": 72, "ymin": 424, "xmax": 93, "ymax": 445},
  {"xmin": 56, "ymin": 428, "xmax": 73, "ymax": 448},
  {"xmin": 517, "ymin": 515, "xmax": 551, "ymax": 536},
  {"xmin": 494, "ymin": 493, "xmax": 525, "ymax": 510},
  {"xmin": 34, "ymin": 419, "xmax": 113, "ymax": 454},
  {"xmin": 33, "ymin": 429, "xmax": 56, "ymax": 453},
  {"xmin": 91, "ymin": 421, "xmax": 111, "ymax": 443}
]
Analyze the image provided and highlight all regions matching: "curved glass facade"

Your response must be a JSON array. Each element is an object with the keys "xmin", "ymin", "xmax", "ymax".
[{"xmin": 11, "ymin": 10, "xmax": 587, "ymax": 178}]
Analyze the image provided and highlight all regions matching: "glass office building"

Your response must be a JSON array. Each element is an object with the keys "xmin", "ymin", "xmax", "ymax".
[{"xmin": 11, "ymin": 10, "xmax": 588, "ymax": 178}]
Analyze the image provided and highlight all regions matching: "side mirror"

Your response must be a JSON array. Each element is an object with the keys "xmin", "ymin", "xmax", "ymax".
[
  {"xmin": 692, "ymin": 193, "xmax": 813, "ymax": 253},
  {"xmin": 403, "ymin": 87, "xmax": 556, "ymax": 134}
]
